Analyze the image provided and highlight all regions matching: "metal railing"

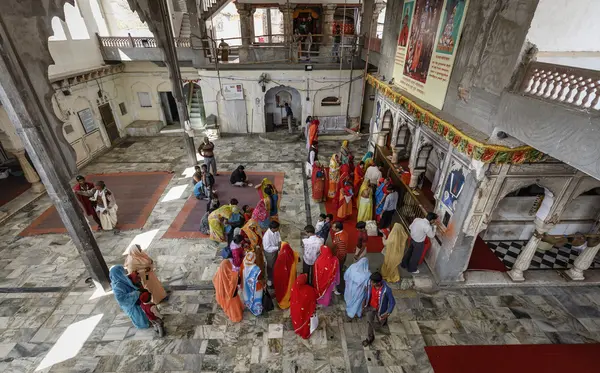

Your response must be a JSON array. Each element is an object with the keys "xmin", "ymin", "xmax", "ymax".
[
  {"xmin": 518, "ymin": 61, "xmax": 600, "ymax": 112},
  {"xmin": 97, "ymin": 32, "xmax": 360, "ymax": 65}
]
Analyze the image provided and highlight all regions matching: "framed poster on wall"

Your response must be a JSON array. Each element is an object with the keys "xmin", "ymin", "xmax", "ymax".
[
  {"xmin": 392, "ymin": 0, "xmax": 469, "ymax": 110},
  {"xmin": 77, "ymin": 108, "xmax": 98, "ymax": 134},
  {"xmin": 222, "ymin": 84, "xmax": 244, "ymax": 100}
]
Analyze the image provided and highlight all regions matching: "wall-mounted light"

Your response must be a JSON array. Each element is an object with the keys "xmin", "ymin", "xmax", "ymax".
[{"xmin": 305, "ymin": 65, "xmax": 313, "ymax": 71}]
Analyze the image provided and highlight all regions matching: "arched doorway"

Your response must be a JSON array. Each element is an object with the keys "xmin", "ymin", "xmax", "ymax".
[
  {"xmin": 264, "ymin": 86, "xmax": 301, "ymax": 132},
  {"xmin": 183, "ymin": 82, "xmax": 205, "ymax": 128},
  {"xmin": 468, "ymin": 184, "xmax": 555, "ymax": 272},
  {"xmin": 394, "ymin": 121, "xmax": 412, "ymax": 160},
  {"xmin": 382, "ymin": 110, "xmax": 392, "ymax": 149}
]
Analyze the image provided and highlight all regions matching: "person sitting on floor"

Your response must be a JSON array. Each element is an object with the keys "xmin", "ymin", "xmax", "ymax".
[
  {"xmin": 230, "ymin": 165, "xmax": 253, "ymax": 187},
  {"xmin": 139, "ymin": 291, "xmax": 165, "ymax": 337}
]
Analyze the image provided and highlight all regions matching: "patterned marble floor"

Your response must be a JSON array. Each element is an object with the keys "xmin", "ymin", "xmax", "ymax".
[
  {"xmin": 487, "ymin": 240, "xmax": 600, "ymax": 270},
  {"xmin": 0, "ymin": 134, "xmax": 600, "ymax": 373}
]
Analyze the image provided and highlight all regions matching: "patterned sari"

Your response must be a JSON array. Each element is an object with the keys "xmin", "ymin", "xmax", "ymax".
[
  {"xmin": 242, "ymin": 219, "xmax": 266, "ymax": 280},
  {"xmin": 208, "ymin": 204, "xmax": 234, "ymax": 242},
  {"xmin": 327, "ymin": 154, "xmax": 340, "ymax": 199},
  {"xmin": 242, "ymin": 252, "xmax": 263, "ymax": 316},
  {"xmin": 273, "ymin": 242, "xmax": 299, "ymax": 309},
  {"xmin": 311, "ymin": 162, "xmax": 327, "ymax": 202}
]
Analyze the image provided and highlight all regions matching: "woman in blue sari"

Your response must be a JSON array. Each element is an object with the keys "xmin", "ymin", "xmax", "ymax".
[
  {"xmin": 374, "ymin": 178, "xmax": 390, "ymax": 221},
  {"xmin": 109, "ymin": 265, "xmax": 149, "ymax": 329},
  {"xmin": 343, "ymin": 258, "xmax": 371, "ymax": 319},
  {"xmin": 242, "ymin": 252, "xmax": 264, "ymax": 316}
]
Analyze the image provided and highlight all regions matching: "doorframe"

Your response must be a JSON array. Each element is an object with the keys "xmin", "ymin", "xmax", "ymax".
[{"xmin": 97, "ymin": 102, "xmax": 120, "ymax": 145}]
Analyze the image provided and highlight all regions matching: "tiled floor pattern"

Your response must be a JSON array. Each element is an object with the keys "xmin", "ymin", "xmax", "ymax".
[
  {"xmin": 487, "ymin": 240, "xmax": 600, "ymax": 270},
  {"xmin": 0, "ymin": 135, "xmax": 599, "ymax": 372},
  {"xmin": 2, "ymin": 286, "xmax": 600, "ymax": 372}
]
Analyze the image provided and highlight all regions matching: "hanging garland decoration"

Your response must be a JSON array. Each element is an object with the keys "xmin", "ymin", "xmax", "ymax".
[{"xmin": 366, "ymin": 74, "xmax": 545, "ymax": 164}]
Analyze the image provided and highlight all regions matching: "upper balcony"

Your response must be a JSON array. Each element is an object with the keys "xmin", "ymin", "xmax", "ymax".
[
  {"xmin": 496, "ymin": 61, "xmax": 600, "ymax": 180},
  {"xmin": 96, "ymin": 33, "xmax": 361, "ymax": 69}
]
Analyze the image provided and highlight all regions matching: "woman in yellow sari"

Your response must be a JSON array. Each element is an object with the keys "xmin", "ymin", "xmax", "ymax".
[
  {"xmin": 241, "ymin": 219, "xmax": 266, "ymax": 280},
  {"xmin": 208, "ymin": 204, "xmax": 234, "ymax": 242},
  {"xmin": 381, "ymin": 223, "xmax": 408, "ymax": 283},
  {"xmin": 357, "ymin": 180, "xmax": 373, "ymax": 222},
  {"xmin": 328, "ymin": 154, "xmax": 340, "ymax": 199},
  {"xmin": 256, "ymin": 178, "xmax": 280, "ymax": 222}
]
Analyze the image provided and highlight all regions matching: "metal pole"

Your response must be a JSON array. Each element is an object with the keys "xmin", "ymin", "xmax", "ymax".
[{"xmin": 157, "ymin": 0, "xmax": 197, "ymax": 164}]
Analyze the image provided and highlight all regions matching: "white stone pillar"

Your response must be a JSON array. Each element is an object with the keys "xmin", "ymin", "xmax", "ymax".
[
  {"xmin": 279, "ymin": 4, "xmax": 294, "ymax": 43},
  {"xmin": 13, "ymin": 149, "xmax": 45, "ymax": 193},
  {"xmin": 409, "ymin": 169, "xmax": 424, "ymax": 188},
  {"xmin": 322, "ymin": 4, "xmax": 337, "ymax": 46},
  {"xmin": 507, "ymin": 218, "xmax": 552, "ymax": 282},
  {"xmin": 370, "ymin": 2, "xmax": 386, "ymax": 38},
  {"xmin": 565, "ymin": 242, "xmax": 600, "ymax": 281}
]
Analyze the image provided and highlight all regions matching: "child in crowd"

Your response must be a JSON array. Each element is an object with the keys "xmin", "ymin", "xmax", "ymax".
[
  {"xmin": 208, "ymin": 192, "xmax": 220, "ymax": 213},
  {"xmin": 316, "ymin": 214, "xmax": 333, "ymax": 243},
  {"xmin": 315, "ymin": 214, "xmax": 326, "ymax": 235},
  {"xmin": 139, "ymin": 291, "xmax": 165, "ymax": 337},
  {"xmin": 242, "ymin": 205, "xmax": 254, "ymax": 222},
  {"xmin": 354, "ymin": 221, "xmax": 369, "ymax": 261},
  {"xmin": 230, "ymin": 235, "xmax": 245, "ymax": 269}
]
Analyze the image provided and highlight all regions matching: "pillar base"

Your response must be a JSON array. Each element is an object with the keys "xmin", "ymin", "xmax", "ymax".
[
  {"xmin": 565, "ymin": 268, "xmax": 585, "ymax": 281},
  {"xmin": 30, "ymin": 181, "xmax": 45, "ymax": 194},
  {"xmin": 507, "ymin": 269, "xmax": 525, "ymax": 282}
]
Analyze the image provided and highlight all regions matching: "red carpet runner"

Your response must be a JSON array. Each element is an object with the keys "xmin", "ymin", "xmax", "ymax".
[
  {"xmin": 466, "ymin": 235, "xmax": 507, "ymax": 272},
  {"xmin": 20, "ymin": 171, "xmax": 173, "ymax": 236},
  {"xmin": 426, "ymin": 344, "xmax": 600, "ymax": 373},
  {"xmin": 163, "ymin": 171, "xmax": 284, "ymax": 239},
  {"xmin": 324, "ymin": 198, "xmax": 383, "ymax": 253}
]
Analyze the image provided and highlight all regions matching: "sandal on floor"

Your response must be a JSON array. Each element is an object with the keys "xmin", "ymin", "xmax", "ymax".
[{"xmin": 362, "ymin": 338, "xmax": 374, "ymax": 347}]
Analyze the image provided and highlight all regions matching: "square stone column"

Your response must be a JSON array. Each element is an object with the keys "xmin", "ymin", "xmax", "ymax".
[
  {"xmin": 0, "ymin": 2, "xmax": 111, "ymax": 291},
  {"xmin": 235, "ymin": 3, "xmax": 255, "ymax": 47},
  {"xmin": 279, "ymin": 4, "xmax": 294, "ymax": 44},
  {"xmin": 321, "ymin": 4, "xmax": 337, "ymax": 46}
]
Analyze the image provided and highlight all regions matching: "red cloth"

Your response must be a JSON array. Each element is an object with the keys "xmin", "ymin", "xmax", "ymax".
[
  {"xmin": 273, "ymin": 242, "xmax": 296, "ymax": 303},
  {"xmin": 407, "ymin": 236, "xmax": 431, "ymax": 265},
  {"xmin": 231, "ymin": 247, "xmax": 244, "ymax": 268},
  {"xmin": 290, "ymin": 274, "xmax": 317, "ymax": 339},
  {"xmin": 369, "ymin": 286, "xmax": 381, "ymax": 309},
  {"xmin": 335, "ymin": 164, "xmax": 352, "ymax": 208},
  {"xmin": 140, "ymin": 299, "xmax": 158, "ymax": 321},
  {"xmin": 308, "ymin": 120, "xmax": 319, "ymax": 147},
  {"xmin": 313, "ymin": 245, "xmax": 338, "ymax": 298},
  {"xmin": 73, "ymin": 182, "xmax": 96, "ymax": 216},
  {"xmin": 311, "ymin": 164, "xmax": 327, "ymax": 202},
  {"xmin": 356, "ymin": 230, "xmax": 368, "ymax": 251},
  {"xmin": 353, "ymin": 164, "xmax": 364, "ymax": 194}
]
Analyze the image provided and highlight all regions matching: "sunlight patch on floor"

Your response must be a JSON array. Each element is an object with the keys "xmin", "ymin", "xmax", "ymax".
[
  {"xmin": 161, "ymin": 185, "xmax": 188, "ymax": 203},
  {"xmin": 122, "ymin": 229, "xmax": 160, "ymax": 255},
  {"xmin": 36, "ymin": 314, "xmax": 103, "ymax": 371}
]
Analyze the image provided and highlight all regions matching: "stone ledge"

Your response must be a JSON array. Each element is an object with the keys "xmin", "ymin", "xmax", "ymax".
[{"xmin": 126, "ymin": 120, "xmax": 166, "ymax": 137}]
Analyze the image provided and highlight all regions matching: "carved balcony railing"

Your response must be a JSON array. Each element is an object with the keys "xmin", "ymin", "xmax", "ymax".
[
  {"xmin": 519, "ymin": 61, "xmax": 600, "ymax": 112},
  {"xmin": 98, "ymin": 36, "xmax": 190, "ymax": 48}
]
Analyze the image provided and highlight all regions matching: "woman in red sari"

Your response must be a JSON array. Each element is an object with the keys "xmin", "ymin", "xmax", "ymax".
[
  {"xmin": 311, "ymin": 161, "xmax": 327, "ymax": 202},
  {"xmin": 353, "ymin": 161, "xmax": 365, "ymax": 200},
  {"xmin": 290, "ymin": 273, "xmax": 318, "ymax": 339},
  {"xmin": 273, "ymin": 242, "xmax": 299, "ymax": 309},
  {"xmin": 313, "ymin": 245, "xmax": 339, "ymax": 307},
  {"xmin": 335, "ymin": 163, "xmax": 352, "ymax": 207},
  {"xmin": 73, "ymin": 175, "xmax": 101, "ymax": 227},
  {"xmin": 337, "ymin": 180, "xmax": 353, "ymax": 220}
]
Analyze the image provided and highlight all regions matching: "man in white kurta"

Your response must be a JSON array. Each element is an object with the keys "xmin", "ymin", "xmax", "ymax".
[{"xmin": 90, "ymin": 181, "xmax": 118, "ymax": 231}]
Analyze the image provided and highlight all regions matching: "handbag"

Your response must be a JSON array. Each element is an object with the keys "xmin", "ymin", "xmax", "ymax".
[
  {"xmin": 366, "ymin": 220, "xmax": 378, "ymax": 236},
  {"xmin": 262, "ymin": 289, "xmax": 274, "ymax": 313}
]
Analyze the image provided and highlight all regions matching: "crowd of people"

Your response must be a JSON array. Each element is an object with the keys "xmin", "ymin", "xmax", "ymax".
[{"xmin": 74, "ymin": 132, "xmax": 439, "ymax": 344}]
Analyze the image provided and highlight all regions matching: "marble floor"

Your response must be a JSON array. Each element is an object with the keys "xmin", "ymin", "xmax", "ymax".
[{"xmin": 0, "ymin": 134, "xmax": 599, "ymax": 373}]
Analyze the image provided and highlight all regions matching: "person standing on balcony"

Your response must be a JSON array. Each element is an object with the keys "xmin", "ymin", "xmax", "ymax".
[
  {"xmin": 305, "ymin": 32, "xmax": 313, "ymax": 61},
  {"xmin": 218, "ymin": 39, "xmax": 229, "ymax": 63},
  {"xmin": 333, "ymin": 24, "xmax": 342, "ymax": 62},
  {"xmin": 401, "ymin": 212, "xmax": 438, "ymax": 274},
  {"xmin": 199, "ymin": 137, "xmax": 217, "ymax": 176},
  {"xmin": 284, "ymin": 103, "xmax": 294, "ymax": 134}
]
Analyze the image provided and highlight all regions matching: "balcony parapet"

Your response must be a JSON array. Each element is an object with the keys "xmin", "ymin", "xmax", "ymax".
[{"xmin": 518, "ymin": 61, "xmax": 600, "ymax": 113}]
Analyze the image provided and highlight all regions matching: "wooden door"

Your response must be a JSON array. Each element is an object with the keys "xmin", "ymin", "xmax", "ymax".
[{"xmin": 98, "ymin": 104, "xmax": 120, "ymax": 144}]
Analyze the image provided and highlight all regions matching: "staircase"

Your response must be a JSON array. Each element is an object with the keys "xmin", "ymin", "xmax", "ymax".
[
  {"xmin": 179, "ymin": 13, "xmax": 191, "ymax": 38},
  {"xmin": 200, "ymin": 0, "xmax": 232, "ymax": 20},
  {"xmin": 188, "ymin": 84, "xmax": 204, "ymax": 128}
]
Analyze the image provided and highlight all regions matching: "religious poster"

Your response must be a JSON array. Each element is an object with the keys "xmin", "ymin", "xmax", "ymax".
[
  {"xmin": 442, "ymin": 160, "xmax": 465, "ymax": 213},
  {"xmin": 392, "ymin": 0, "xmax": 469, "ymax": 110}
]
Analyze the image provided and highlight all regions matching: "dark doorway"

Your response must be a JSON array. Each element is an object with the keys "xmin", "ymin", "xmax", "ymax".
[
  {"xmin": 159, "ymin": 92, "xmax": 180, "ymax": 125},
  {"xmin": 98, "ymin": 104, "xmax": 120, "ymax": 144}
]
